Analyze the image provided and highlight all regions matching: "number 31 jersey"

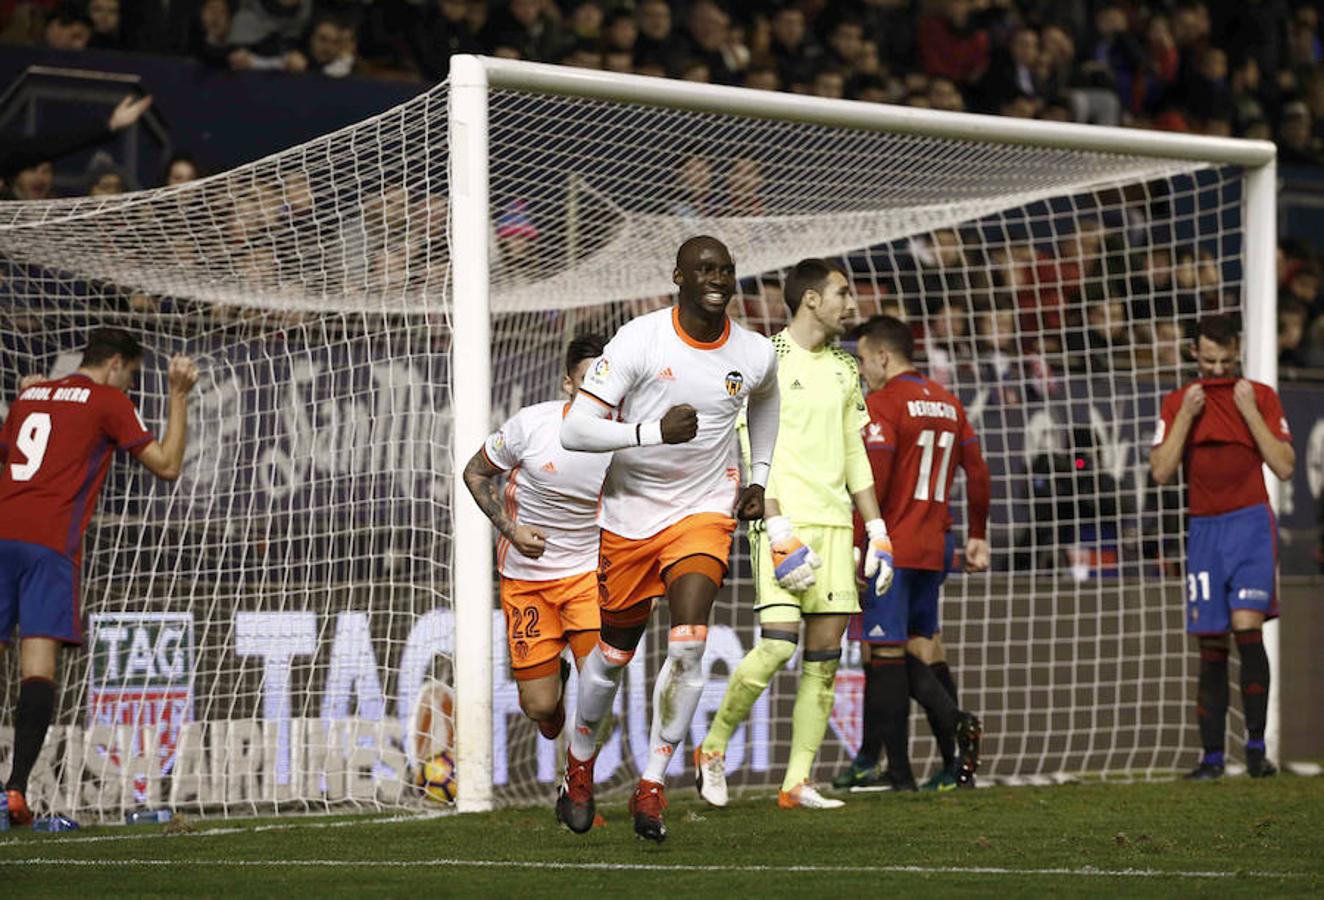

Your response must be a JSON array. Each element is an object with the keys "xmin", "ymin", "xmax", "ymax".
[
  {"xmin": 864, "ymin": 372, "xmax": 977, "ymax": 571},
  {"xmin": 0, "ymin": 374, "xmax": 154, "ymax": 563}
]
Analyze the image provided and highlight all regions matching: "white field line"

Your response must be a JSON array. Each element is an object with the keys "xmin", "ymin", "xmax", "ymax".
[
  {"xmin": 0, "ymin": 810, "xmax": 446, "ymax": 847},
  {"xmin": 2, "ymin": 858, "xmax": 1313, "ymax": 880}
]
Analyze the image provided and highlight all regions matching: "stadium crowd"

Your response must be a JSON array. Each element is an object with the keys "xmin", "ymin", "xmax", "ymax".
[{"xmin": 1, "ymin": 0, "xmax": 1324, "ymax": 372}]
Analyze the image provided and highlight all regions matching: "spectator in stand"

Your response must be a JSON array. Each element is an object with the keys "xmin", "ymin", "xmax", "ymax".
[
  {"xmin": 603, "ymin": 48, "xmax": 632, "ymax": 73},
  {"xmin": 974, "ymin": 303, "xmax": 1024, "ymax": 405},
  {"xmin": 1282, "ymin": 256, "xmax": 1322, "ymax": 321},
  {"xmin": 769, "ymin": 6, "xmax": 819, "ymax": 91},
  {"xmin": 1, "ymin": 94, "xmax": 152, "ymax": 201},
  {"xmin": 928, "ymin": 76, "xmax": 965, "ymax": 112},
  {"xmin": 810, "ymin": 65, "xmax": 846, "ymax": 99},
  {"xmin": 728, "ymin": 156, "xmax": 763, "ymax": 216},
  {"xmin": 602, "ymin": 9, "xmax": 637, "ymax": 58},
  {"xmin": 86, "ymin": 152, "xmax": 126, "ymax": 196},
  {"xmin": 228, "ymin": 0, "xmax": 312, "ymax": 73},
  {"xmin": 305, "ymin": 13, "xmax": 356, "ymax": 77},
  {"xmin": 1132, "ymin": 14, "xmax": 1181, "ymax": 117},
  {"xmin": 163, "ymin": 153, "xmax": 203, "ymax": 187},
  {"xmin": 848, "ymin": 0, "xmax": 914, "ymax": 73},
  {"xmin": 744, "ymin": 63, "xmax": 780, "ymax": 92},
  {"xmin": 822, "ymin": 17, "xmax": 865, "ymax": 77},
  {"xmin": 1082, "ymin": 296, "xmax": 1131, "ymax": 372},
  {"xmin": 86, "ymin": 0, "xmax": 126, "ymax": 50},
  {"xmin": 677, "ymin": 0, "xmax": 742, "ymax": 85},
  {"xmin": 634, "ymin": 0, "xmax": 678, "ymax": 70},
  {"xmin": 1087, "ymin": 4, "xmax": 1142, "ymax": 106},
  {"xmin": 481, "ymin": 0, "xmax": 564, "ymax": 64},
  {"xmin": 1279, "ymin": 297, "xmax": 1311, "ymax": 368},
  {"xmin": 1181, "ymin": 46, "xmax": 1233, "ymax": 127},
  {"xmin": 42, "ymin": 2, "xmax": 90, "ymax": 49},
  {"xmin": 923, "ymin": 298, "xmax": 973, "ymax": 387},
  {"xmin": 1278, "ymin": 101, "xmax": 1324, "ymax": 167},
  {"xmin": 411, "ymin": 0, "xmax": 482, "ymax": 81},
  {"xmin": 918, "ymin": 0, "xmax": 990, "ymax": 87},
  {"xmin": 567, "ymin": 0, "xmax": 601, "ymax": 45},
  {"xmin": 978, "ymin": 26, "xmax": 1044, "ymax": 112},
  {"xmin": 188, "ymin": 0, "xmax": 233, "ymax": 67}
]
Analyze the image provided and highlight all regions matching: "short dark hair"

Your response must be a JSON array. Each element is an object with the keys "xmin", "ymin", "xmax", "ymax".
[
  {"xmin": 1196, "ymin": 313, "xmax": 1240, "ymax": 348},
  {"xmin": 81, "ymin": 327, "xmax": 143, "ymax": 368},
  {"xmin": 855, "ymin": 315, "xmax": 913, "ymax": 361},
  {"xmin": 565, "ymin": 332, "xmax": 606, "ymax": 374},
  {"xmin": 784, "ymin": 258, "xmax": 843, "ymax": 315}
]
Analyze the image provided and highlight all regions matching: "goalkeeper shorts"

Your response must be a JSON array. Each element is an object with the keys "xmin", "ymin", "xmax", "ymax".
[
  {"xmin": 1185, "ymin": 502, "xmax": 1278, "ymax": 636},
  {"xmin": 499, "ymin": 570, "xmax": 600, "ymax": 680},
  {"xmin": 752, "ymin": 524, "xmax": 859, "ymax": 624},
  {"xmin": 597, "ymin": 512, "xmax": 735, "ymax": 612}
]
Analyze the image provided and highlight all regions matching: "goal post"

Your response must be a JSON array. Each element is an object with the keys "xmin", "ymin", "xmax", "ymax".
[{"xmin": 447, "ymin": 56, "xmax": 1278, "ymax": 810}]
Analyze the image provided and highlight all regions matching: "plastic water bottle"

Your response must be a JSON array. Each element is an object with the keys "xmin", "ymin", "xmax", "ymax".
[
  {"xmin": 32, "ymin": 815, "xmax": 80, "ymax": 832},
  {"xmin": 0, "ymin": 791, "xmax": 9, "ymax": 832},
  {"xmin": 125, "ymin": 808, "xmax": 173, "ymax": 826}
]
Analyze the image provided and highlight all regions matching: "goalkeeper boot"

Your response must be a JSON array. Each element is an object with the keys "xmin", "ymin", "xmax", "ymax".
[
  {"xmin": 5, "ymin": 790, "xmax": 33, "ymax": 827},
  {"xmin": 955, "ymin": 711, "xmax": 983, "ymax": 789},
  {"xmin": 921, "ymin": 767, "xmax": 959, "ymax": 792},
  {"xmin": 537, "ymin": 658, "xmax": 572, "ymax": 740},
  {"xmin": 1246, "ymin": 748, "xmax": 1277, "ymax": 779},
  {"xmin": 555, "ymin": 749, "xmax": 598, "ymax": 834},
  {"xmin": 629, "ymin": 779, "xmax": 668, "ymax": 843},
  {"xmin": 831, "ymin": 760, "xmax": 883, "ymax": 791},
  {"xmin": 694, "ymin": 748, "xmax": 728, "ymax": 808},
  {"xmin": 777, "ymin": 781, "xmax": 845, "ymax": 810}
]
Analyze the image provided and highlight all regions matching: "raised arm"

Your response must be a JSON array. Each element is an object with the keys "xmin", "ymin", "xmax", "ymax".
[
  {"xmin": 1149, "ymin": 386, "xmax": 1202, "ymax": 486},
  {"xmin": 1235, "ymin": 380, "xmax": 1295, "ymax": 482},
  {"xmin": 136, "ymin": 355, "xmax": 197, "ymax": 482}
]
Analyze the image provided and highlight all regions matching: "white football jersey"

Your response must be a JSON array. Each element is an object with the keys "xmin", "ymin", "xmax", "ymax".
[
  {"xmin": 579, "ymin": 306, "xmax": 777, "ymax": 539},
  {"xmin": 483, "ymin": 400, "xmax": 611, "ymax": 581}
]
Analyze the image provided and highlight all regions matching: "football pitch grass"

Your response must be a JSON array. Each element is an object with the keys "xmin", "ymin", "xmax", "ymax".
[{"xmin": 3, "ymin": 776, "xmax": 1322, "ymax": 897}]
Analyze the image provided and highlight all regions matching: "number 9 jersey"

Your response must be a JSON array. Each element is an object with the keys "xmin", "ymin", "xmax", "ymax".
[
  {"xmin": 863, "ymin": 372, "xmax": 981, "ymax": 571},
  {"xmin": 0, "ymin": 374, "xmax": 155, "ymax": 564}
]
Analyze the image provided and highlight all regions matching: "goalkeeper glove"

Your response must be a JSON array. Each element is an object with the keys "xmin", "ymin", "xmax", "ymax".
[
  {"xmin": 767, "ymin": 514, "xmax": 821, "ymax": 593},
  {"xmin": 862, "ymin": 518, "xmax": 894, "ymax": 595}
]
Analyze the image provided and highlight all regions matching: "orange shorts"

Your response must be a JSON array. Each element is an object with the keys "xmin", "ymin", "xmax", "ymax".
[
  {"xmin": 500, "ymin": 570, "xmax": 600, "ymax": 681},
  {"xmin": 598, "ymin": 512, "xmax": 736, "ymax": 612}
]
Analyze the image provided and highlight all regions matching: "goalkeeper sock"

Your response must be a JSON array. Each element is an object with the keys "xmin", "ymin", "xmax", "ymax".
[
  {"xmin": 569, "ymin": 643, "xmax": 630, "ymax": 761},
  {"xmin": 641, "ymin": 626, "xmax": 707, "ymax": 784},
  {"xmin": 907, "ymin": 654, "xmax": 957, "ymax": 767},
  {"xmin": 7, "ymin": 677, "xmax": 55, "ymax": 794},
  {"xmin": 1196, "ymin": 644, "xmax": 1230, "ymax": 758},
  {"xmin": 782, "ymin": 652, "xmax": 839, "ymax": 792},
  {"xmin": 702, "ymin": 632, "xmax": 797, "ymax": 756},
  {"xmin": 1234, "ymin": 630, "xmax": 1269, "ymax": 745}
]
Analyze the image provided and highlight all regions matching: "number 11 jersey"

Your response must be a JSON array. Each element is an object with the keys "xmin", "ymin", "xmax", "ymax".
[{"xmin": 863, "ymin": 372, "xmax": 978, "ymax": 571}]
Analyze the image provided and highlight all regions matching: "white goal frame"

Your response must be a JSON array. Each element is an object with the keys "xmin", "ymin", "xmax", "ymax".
[{"xmin": 446, "ymin": 55, "xmax": 1279, "ymax": 813}]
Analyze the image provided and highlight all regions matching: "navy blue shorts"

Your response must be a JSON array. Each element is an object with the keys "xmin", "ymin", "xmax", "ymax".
[
  {"xmin": 851, "ymin": 534, "xmax": 956, "ymax": 645},
  {"xmin": 1185, "ymin": 503, "xmax": 1278, "ymax": 636},
  {"xmin": 0, "ymin": 539, "xmax": 81, "ymax": 645}
]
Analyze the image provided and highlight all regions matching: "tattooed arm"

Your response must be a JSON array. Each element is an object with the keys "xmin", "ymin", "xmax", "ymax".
[{"xmin": 462, "ymin": 448, "xmax": 547, "ymax": 558}]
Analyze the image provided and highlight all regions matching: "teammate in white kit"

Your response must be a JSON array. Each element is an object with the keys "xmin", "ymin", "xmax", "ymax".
[
  {"xmin": 462, "ymin": 334, "xmax": 611, "ymax": 739},
  {"xmin": 556, "ymin": 235, "xmax": 780, "ymax": 843}
]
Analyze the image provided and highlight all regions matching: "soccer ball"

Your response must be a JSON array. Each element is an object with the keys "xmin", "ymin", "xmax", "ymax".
[{"xmin": 419, "ymin": 750, "xmax": 457, "ymax": 804}]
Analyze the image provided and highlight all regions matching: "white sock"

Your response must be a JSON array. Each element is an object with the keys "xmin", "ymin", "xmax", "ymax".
[
  {"xmin": 568, "ymin": 643, "xmax": 630, "ymax": 761},
  {"xmin": 641, "ymin": 626, "xmax": 708, "ymax": 784}
]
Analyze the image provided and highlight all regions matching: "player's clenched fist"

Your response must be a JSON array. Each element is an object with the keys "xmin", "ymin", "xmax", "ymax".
[
  {"xmin": 767, "ymin": 514, "xmax": 821, "ymax": 592},
  {"xmin": 1233, "ymin": 379, "xmax": 1258, "ymax": 420},
  {"xmin": 660, "ymin": 403, "xmax": 699, "ymax": 444},
  {"xmin": 168, "ymin": 354, "xmax": 199, "ymax": 394},
  {"xmin": 1179, "ymin": 383, "xmax": 1205, "ymax": 419},
  {"xmin": 510, "ymin": 523, "xmax": 548, "ymax": 559}
]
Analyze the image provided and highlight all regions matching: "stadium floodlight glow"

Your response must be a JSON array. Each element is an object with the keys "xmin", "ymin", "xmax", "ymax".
[{"xmin": 0, "ymin": 55, "xmax": 1277, "ymax": 820}]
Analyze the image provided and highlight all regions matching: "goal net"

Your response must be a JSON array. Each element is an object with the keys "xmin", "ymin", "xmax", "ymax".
[{"xmin": 0, "ymin": 58, "xmax": 1274, "ymax": 820}]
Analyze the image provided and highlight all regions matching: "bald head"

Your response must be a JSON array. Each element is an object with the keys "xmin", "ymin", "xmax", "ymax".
[{"xmin": 676, "ymin": 234, "xmax": 730, "ymax": 269}]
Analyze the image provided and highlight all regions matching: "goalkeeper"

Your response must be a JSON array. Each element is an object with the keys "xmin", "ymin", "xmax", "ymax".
[{"xmin": 695, "ymin": 259, "xmax": 893, "ymax": 810}]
